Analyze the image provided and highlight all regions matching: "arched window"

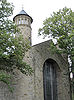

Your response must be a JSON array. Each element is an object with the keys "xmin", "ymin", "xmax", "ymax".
[
  {"xmin": 43, "ymin": 59, "xmax": 57, "ymax": 100},
  {"xmin": 22, "ymin": 19, "xmax": 24, "ymax": 24},
  {"xmin": 25, "ymin": 18, "xmax": 28, "ymax": 24},
  {"xmin": 19, "ymin": 19, "xmax": 21, "ymax": 24}
]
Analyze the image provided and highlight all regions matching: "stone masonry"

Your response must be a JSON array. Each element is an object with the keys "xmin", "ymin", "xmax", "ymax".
[{"xmin": 0, "ymin": 9, "xmax": 71, "ymax": 100}]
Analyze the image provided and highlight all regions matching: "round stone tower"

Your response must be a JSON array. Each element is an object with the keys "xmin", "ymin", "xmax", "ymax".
[{"xmin": 13, "ymin": 9, "xmax": 33, "ymax": 45}]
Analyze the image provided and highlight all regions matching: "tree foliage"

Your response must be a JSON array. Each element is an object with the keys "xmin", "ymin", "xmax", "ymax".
[
  {"xmin": 0, "ymin": 0, "xmax": 33, "ymax": 89},
  {"xmin": 39, "ymin": 7, "xmax": 74, "ymax": 71}
]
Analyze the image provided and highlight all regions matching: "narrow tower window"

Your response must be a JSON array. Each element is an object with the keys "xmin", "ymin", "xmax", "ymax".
[
  {"xmin": 25, "ymin": 18, "xmax": 28, "ymax": 24},
  {"xmin": 19, "ymin": 19, "xmax": 21, "ymax": 24},
  {"xmin": 22, "ymin": 19, "xmax": 24, "ymax": 24}
]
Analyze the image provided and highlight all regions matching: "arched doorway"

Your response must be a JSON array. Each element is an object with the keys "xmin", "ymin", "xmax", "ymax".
[{"xmin": 43, "ymin": 59, "xmax": 58, "ymax": 100}]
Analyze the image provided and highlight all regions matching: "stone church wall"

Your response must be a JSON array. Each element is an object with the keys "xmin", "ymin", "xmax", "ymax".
[
  {"xmin": 31, "ymin": 40, "xmax": 70, "ymax": 100},
  {"xmin": 0, "ymin": 40, "xmax": 70, "ymax": 100}
]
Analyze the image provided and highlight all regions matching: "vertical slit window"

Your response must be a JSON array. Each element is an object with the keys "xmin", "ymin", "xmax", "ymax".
[
  {"xmin": 19, "ymin": 19, "xmax": 21, "ymax": 24},
  {"xmin": 22, "ymin": 19, "xmax": 23, "ymax": 24}
]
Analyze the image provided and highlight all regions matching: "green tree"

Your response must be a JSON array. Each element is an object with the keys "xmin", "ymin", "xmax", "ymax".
[
  {"xmin": 0, "ymin": 0, "xmax": 33, "ymax": 91},
  {"xmin": 39, "ymin": 7, "xmax": 74, "ymax": 99},
  {"xmin": 39, "ymin": 7, "xmax": 74, "ymax": 71}
]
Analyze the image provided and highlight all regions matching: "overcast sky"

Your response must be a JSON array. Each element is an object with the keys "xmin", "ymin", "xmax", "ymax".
[{"xmin": 8, "ymin": 0, "xmax": 74, "ymax": 45}]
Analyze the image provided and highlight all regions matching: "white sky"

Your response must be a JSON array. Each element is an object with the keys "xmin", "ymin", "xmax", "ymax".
[{"xmin": 8, "ymin": 0, "xmax": 74, "ymax": 45}]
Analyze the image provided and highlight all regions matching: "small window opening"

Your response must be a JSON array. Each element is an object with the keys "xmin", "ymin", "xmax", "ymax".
[
  {"xmin": 22, "ymin": 19, "xmax": 24, "ymax": 24},
  {"xmin": 19, "ymin": 19, "xmax": 21, "ymax": 24}
]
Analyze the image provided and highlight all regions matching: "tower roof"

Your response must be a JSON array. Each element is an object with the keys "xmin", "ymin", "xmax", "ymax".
[
  {"xmin": 13, "ymin": 10, "xmax": 33, "ymax": 23},
  {"xmin": 19, "ymin": 10, "xmax": 28, "ymax": 15}
]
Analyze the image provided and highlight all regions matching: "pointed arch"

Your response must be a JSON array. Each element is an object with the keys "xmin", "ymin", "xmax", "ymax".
[{"xmin": 43, "ymin": 59, "xmax": 58, "ymax": 100}]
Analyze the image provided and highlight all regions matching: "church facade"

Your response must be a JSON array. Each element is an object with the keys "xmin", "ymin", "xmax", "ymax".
[{"xmin": 0, "ymin": 10, "xmax": 71, "ymax": 100}]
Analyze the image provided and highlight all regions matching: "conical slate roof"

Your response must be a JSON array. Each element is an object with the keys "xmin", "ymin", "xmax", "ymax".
[
  {"xmin": 19, "ymin": 10, "xmax": 28, "ymax": 15},
  {"xmin": 13, "ymin": 10, "xmax": 33, "ymax": 23}
]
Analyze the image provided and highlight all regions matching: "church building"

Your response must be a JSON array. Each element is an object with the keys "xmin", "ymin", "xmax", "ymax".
[{"xmin": 0, "ymin": 9, "xmax": 71, "ymax": 100}]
